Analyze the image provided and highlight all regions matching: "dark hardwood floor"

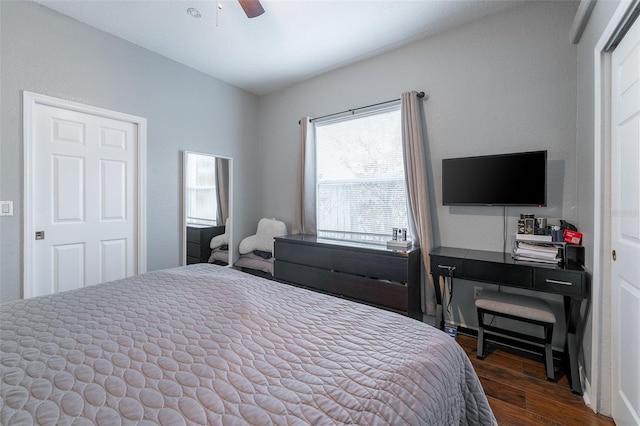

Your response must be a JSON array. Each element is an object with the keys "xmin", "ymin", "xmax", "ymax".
[{"xmin": 455, "ymin": 334, "xmax": 615, "ymax": 426}]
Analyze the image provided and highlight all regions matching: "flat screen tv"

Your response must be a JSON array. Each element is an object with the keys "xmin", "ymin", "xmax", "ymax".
[{"xmin": 442, "ymin": 150, "xmax": 547, "ymax": 206}]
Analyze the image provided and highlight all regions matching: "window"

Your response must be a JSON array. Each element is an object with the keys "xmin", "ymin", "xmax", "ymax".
[
  {"xmin": 315, "ymin": 105, "xmax": 409, "ymax": 244},
  {"xmin": 186, "ymin": 154, "xmax": 217, "ymax": 226}
]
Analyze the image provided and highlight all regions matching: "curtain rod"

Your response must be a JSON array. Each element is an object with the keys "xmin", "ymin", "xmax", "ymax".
[{"xmin": 299, "ymin": 91, "xmax": 426, "ymax": 124}]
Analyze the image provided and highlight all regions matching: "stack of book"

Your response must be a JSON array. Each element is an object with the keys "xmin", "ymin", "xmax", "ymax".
[
  {"xmin": 386, "ymin": 239, "xmax": 412, "ymax": 250},
  {"xmin": 515, "ymin": 233, "xmax": 552, "ymax": 243},
  {"xmin": 513, "ymin": 240, "xmax": 562, "ymax": 265}
]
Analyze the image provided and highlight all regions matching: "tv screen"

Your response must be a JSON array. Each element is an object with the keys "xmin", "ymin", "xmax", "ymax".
[{"xmin": 442, "ymin": 150, "xmax": 547, "ymax": 206}]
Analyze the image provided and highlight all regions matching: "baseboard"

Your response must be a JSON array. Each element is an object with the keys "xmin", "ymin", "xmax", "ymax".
[{"xmin": 580, "ymin": 365, "xmax": 595, "ymax": 413}]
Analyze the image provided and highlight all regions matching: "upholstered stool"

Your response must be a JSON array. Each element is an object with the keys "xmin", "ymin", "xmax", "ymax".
[{"xmin": 475, "ymin": 290, "xmax": 556, "ymax": 380}]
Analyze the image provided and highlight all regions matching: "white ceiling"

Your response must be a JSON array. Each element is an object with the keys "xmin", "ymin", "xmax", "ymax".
[{"xmin": 35, "ymin": 0, "xmax": 522, "ymax": 96}]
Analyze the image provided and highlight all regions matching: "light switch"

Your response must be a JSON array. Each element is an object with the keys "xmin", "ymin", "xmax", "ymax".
[{"xmin": 0, "ymin": 201, "xmax": 13, "ymax": 216}]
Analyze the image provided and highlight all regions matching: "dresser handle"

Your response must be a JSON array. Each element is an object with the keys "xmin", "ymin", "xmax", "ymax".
[{"xmin": 545, "ymin": 279, "xmax": 572, "ymax": 286}]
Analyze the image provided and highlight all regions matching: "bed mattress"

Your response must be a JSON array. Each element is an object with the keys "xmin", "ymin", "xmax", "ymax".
[{"xmin": 1, "ymin": 264, "xmax": 495, "ymax": 425}]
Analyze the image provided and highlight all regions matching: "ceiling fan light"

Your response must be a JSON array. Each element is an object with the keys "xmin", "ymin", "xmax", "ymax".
[
  {"xmin": 237, "ymin": 0, "xmax": 264, "ymax": 18},
  {"xmin": 187, "ymin": 7, "xmax": 201, "ymax": 18}
]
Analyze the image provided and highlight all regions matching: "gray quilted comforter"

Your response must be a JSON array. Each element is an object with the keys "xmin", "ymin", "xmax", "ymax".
[{"xmin": 1, "ymin": 264, "xmax": 496, "ymax": 425}]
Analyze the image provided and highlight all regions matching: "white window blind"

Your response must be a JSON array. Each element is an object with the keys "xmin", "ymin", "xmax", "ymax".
[
  {"xmin": 315, "ymin": 105, "xmax": 409, "ymax": 244},
  {"xmin": 186, "ymin": 154, "xmax": 217, "ymax": 226}
]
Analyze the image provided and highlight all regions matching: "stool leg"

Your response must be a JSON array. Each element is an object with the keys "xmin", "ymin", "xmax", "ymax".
[
  {"xmin": 477, "ymin": 309, "xmax": 485, "ymax": 359},
  {"xmin": 544, "ymin": 324, "xmax": 554, "ymax": 380}
]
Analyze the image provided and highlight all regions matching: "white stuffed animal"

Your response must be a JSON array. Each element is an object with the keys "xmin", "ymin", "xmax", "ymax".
[{"xmin": 239, "ymin": 218, "xmax": 288, "ymax": 254}]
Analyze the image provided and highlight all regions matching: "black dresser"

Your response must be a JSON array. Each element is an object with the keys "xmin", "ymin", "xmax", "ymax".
[
  {"xmin": 186, "ymin": 225, "xmax": 225, "ymax": 264},
  {"xmin": 274, "ymin": 234, "xmax": 422, "ymax": 319}
]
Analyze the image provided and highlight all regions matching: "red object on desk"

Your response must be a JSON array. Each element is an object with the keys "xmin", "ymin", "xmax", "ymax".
[{"xmin": 564, "ymin": 230, "xmax": 582, "ymax": 245}]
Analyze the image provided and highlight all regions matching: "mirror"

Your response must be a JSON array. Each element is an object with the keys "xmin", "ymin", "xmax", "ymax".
[{"xmin": 183, "ymin": 151, "xmax": 232, "ymax": 266}]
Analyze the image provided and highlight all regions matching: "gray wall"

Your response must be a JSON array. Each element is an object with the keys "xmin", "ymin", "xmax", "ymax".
[
  {"xmin": 258, "ymin": 1, "xmax": 578, "ymax": 347},
  {"xmin": 576, "ymin": 0, "xmax": 619, "ymax": 415},
  {"xmin": 0, "ymin": 1, "xmax": 263, "ymax": 303}
]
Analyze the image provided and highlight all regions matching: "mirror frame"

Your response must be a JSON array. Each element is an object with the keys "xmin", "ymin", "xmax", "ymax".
[{"xmin": 182, "ymin": 151, "xmax": 233, "ymax": 267}]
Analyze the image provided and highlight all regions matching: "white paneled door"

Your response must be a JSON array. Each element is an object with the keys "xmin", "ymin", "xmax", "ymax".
[
  {"xmin": 24, "ymin": 93, "xmax": 146, "ymax": 298},
  {"xmin": 611, "ymin": 14, "xmax": 640, "ymax": 426}
]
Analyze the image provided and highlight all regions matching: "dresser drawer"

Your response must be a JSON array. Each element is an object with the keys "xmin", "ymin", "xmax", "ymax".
[
  {"xmin": 274, "ymin": 260, "xmax": 330, "ymax": 290},
  {"xmin": 328, "ymin": 272, "xmax": 408, "ymax": 312},
  {"xmin": 330, "ymin": 250, "xmax": 407, "ymax": 283},
  {"xmin": 186, "ymin": 227, "xmax": 202, "ymax": 243},
  {"xmin": 187, "ymin": 242, "xmax": 202, "ymax": 258},
  {"xmin": 534, "ymin": 269, "xmax": 585, "ymax": 296},
  {"xmin": 274, "ymin": 241, "xmax": 330, "ymax": 269}
]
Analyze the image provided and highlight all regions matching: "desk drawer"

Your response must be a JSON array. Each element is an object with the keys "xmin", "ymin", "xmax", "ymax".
[
  {"xmin": 465, "ymin": 260, "xmax": 532, "ymax": 288},
  {"xmin": 534, "ymin": 269, "xmax": 584, "ymax": 296},
  {"xmin": 430, "ymin": 256, "xmax": 464, "ymax": 278}
]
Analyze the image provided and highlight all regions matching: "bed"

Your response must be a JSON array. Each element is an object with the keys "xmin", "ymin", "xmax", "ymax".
[{"xmin": 0, "ymin": 264, "xmax": 495, "ymax": 425}]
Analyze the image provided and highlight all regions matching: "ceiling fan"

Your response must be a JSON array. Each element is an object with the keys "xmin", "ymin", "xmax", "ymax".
[{"xmin": 237, "ymin": 0, "xmax": 265, "ymax": 18}]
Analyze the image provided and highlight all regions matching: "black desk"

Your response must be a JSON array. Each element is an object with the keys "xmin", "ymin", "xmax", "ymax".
[{"xmin": 429, "ymin": 246, "xmax": 589, "ymax": 395}]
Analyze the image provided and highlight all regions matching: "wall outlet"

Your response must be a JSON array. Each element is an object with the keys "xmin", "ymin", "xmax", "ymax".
[
  {"xmin": 474, "ymin": 286, "xmax": 482, "ymax": 299},
  {"xmin": 0, "ymin": 201, "xmax": 13, "ymax": 216}
]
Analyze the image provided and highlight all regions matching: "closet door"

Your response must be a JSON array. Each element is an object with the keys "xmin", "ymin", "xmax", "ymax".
[{"xmin": 24, "ymin": 92, "xmax": 147, "ymax": 298}]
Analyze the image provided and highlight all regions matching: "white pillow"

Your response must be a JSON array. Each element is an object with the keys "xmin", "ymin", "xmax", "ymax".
[
  {"xmin": 210, "ymin": 218, "xmax": 230, "ymax": 249},
  {"xmin": 209, "ymin": 233, "xmax": 228, "ymax": 249},
  {"xmin": 238, "ymin": 218, "xmax": 287, "ymax": 254},
  {"xmin": 238, "ymin": 235, "xmax": 258, "ymax": 255}
]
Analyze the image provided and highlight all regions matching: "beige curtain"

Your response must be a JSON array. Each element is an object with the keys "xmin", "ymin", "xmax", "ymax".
[
  {"xmin": 293, "ymin": 117, "xmax": 317, "ymax": 235},
  {"xmin": 215, "ymin": 158, "xmax": 230, "ymax": 225},
  {"xmin": 401, "ymin": 91, "xmax": 436, "ymax": 316}
]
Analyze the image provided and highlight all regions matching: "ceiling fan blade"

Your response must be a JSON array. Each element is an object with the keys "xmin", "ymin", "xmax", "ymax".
[{"xmin": 237, "ymin": 0, "xmax": 265, "ymax": 18}]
